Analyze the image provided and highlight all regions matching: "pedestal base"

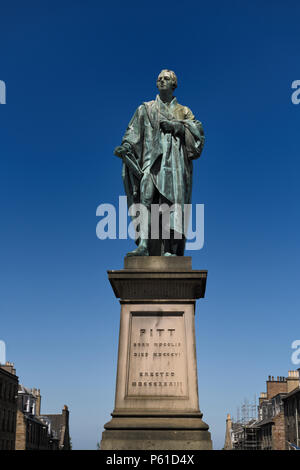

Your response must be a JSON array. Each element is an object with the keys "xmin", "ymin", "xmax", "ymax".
[
  {"xmin": 100, "ymin": 257, "xmax": 212, "ymax": 450},
  {"xmin": 101, "ymin": 414, "xmax": 212, "ymax": 450},
  {"xmin": 101, "ymin": 429, "xmax": 212, "ymax": 450}
]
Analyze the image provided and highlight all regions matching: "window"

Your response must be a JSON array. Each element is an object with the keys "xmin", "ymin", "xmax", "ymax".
[{"xmin": 7, "ymin": 410, "xmax": 10, "ymax": 432}]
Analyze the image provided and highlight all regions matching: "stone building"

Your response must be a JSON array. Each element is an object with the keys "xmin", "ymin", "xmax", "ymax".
[
  {"xmin": 16, "ymin": 385, "xmax": 71, "ymax": 450},
  {"xmin": 0, "ymin": 362, "xmax": 18, "ymax": 450},
  {"xmin": 257, "ymin": 390, "xmax": 287, "ymax": 450},
  {"xmin": 256, "ymin": 371, "xmax": 300, "ymax": 450},
  {"xmin": 15, "ymin": 385, "xmax": 49, "ymax": 450},
  {"xmin": 283, "ymin": 383, "xmax": 300, "ymax": 449},
  {"xmin": 225, "ymin": 369, "xmax": 300, "ymax": 450},
  {"xmin": 40, "ymin": 405, "xmax": 71, "ymax": 450}
]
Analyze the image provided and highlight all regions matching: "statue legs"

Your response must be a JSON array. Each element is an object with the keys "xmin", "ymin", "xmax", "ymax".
[
  {"xmin": 126, "ymin": 171, "xmax": 154, "ymax": 257},
  {"xmin": 126, "ymin": 170, "xmax": 186, "ymax": 257}
]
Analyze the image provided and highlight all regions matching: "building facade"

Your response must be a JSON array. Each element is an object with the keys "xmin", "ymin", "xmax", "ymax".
[
  {"xmin": 15, "ymin": 385, "xmax": 49, "ymax": 450},
  {"xmin": 0, "ymin": 362, "xmax": 18, "ymax": 450},
  {"xmin": 41, "ymin": 405, "xmax": 71, "ymax": 450},
  {"xmin": 225, "ymin": 369, "xmax": 300, "ymax": 450},
  {"xmin": 283, "ymin": 386, "xmax": 300, "ymax": 449},
  {"xmin": 257, "ymin": 391, "xmax": 287, "ymax": 450},
  {"xmin": 16, "ymin": 384, "xmax": 71, "ymax": 450}
]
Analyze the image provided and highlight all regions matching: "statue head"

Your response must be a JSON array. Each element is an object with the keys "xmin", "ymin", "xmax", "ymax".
[{"xmin": 156, "ymin": 69, "xmax": 178, "ymax": 92}]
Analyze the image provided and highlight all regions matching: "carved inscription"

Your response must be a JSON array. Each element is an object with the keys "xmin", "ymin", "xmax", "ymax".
[{"xmin": 127, "ymin": 313, "xmax": 188, "ymax": 397}]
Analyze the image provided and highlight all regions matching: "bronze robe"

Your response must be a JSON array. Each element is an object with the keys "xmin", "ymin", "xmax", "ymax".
[{"xmin": 121, "ymin": 94, "xmax": 205, "ymax": 238}]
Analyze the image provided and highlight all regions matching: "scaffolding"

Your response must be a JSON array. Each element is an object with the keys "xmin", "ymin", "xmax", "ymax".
[
  {"xmin": 232, "ymin": 395, "xmax": 260, "ymax": 450},
  {"xmin": 236, "ymin": 395, "xmax": 257, "ymax": 424}
]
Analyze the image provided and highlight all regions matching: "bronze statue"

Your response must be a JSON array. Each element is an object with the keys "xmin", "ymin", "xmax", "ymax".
[{"xmin": 114, "ymin": 70, "xmax": 205, "ymax": 256}]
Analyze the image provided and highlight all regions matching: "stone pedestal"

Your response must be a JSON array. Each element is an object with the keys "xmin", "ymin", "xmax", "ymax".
[{"xmin": 100, "ymin": 257, "xmax": 212, "ymax": 450}]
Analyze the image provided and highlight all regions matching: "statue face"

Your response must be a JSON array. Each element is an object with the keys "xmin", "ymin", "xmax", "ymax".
[{"xmin": 157, "ymin": 71, "xmax": 174, "ymax": 92}]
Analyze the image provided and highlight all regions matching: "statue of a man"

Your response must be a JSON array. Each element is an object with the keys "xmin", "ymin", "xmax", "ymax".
[{"xmin": 114, "ymin": 69, "xmax": 205, "ymax": 256}]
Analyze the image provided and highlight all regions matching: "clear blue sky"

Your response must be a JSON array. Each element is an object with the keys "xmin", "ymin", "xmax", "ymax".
[{"xmin": 1, "ymin": 0, "xmax": 300, "ymax": 450}]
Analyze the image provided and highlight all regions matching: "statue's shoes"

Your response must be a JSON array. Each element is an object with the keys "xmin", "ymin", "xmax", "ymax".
[
  {"xmin": 163, "ymin": 252, "xmax": 177, "ymax": 257},
  {"xmin": 126, "ymin": 246, "xmax": 149, "ymax": 257}
]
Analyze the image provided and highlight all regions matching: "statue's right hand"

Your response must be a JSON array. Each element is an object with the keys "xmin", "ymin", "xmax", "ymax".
[
  {"xmin": 160, "ymin": 120, "xmax": 174, "ymax": 134},
  {"xmin": 114, "ymin": 146, "xmax": 127, "ymax": 158}
]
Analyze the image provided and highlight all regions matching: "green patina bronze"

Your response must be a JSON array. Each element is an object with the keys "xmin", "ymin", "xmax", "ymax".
[{"xmin": 114, "ymin": 70, "xmax": 205, "ymax": 257}]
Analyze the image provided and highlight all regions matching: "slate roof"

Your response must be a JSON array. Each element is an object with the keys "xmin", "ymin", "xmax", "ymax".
[{"xmin": 41, "ymin": 413, "xmax": 68, "ymax": 448}]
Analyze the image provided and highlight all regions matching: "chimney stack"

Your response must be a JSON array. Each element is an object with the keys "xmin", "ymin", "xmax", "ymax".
[
  {"xmin": 286, "ymin": 370, "xmax": 300, "ymax": 393},
  {"xmin": 266, "ymin": 374, "xmax": 287, "ymax": 399},
  {"xmin": 259, "ymin": 392, "xmax": 267, "ymax": 406},
  {"xmin": 224, "ymin": 414, "xmax": 233, "ymax": 450},
  {"xmin": 62, "ymin": 404, "xmax": 69, "ymax": 420},
  {"xmin": 32, "ymin": 388, "xmax": 41, "ymax": 415},
  {"xmin": 0, "ymin": 361, "xmax": 16, "ymax": 375}
]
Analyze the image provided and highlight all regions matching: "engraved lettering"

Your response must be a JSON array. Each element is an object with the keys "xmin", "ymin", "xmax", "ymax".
[{"xmin": 127, "ymin": 315, "xmax": 187, "ymax": 397}]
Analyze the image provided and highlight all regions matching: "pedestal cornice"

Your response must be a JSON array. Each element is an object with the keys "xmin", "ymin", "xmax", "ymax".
[{"xmin": 108, "ymin": 257, "xmax": 207, "ymax": 300}]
